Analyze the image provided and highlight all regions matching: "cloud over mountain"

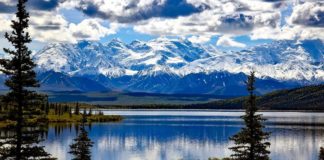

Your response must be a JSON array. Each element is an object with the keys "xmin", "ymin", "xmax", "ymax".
[
  {"xmin": 289, "ymin": 2, "xmax": 324, "ymax": 27},
  {"xmin": 76, "ymin": 0, "xmax": 210, "ymax": 23},
  {"xmin": 0, "ymin": 0, "xmax": 323, "ymax": 48},
  {"xmin": 0, "ymin": 0, "xmax": 62, "ymax": 12},
  {"xmin": 216, "ymin": 36, "xmax": 246, "ymax": 48}
]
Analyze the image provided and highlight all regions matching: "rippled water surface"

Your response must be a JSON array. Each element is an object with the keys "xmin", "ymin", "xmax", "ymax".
[{"xmin": 44, "ymin": 110, "xmax": 324, "ymax": 160}]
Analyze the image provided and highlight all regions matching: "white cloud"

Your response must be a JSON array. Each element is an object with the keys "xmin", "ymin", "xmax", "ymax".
[
  {"xmin": 222, "ymin": 2, "xmax": 238, "ymax": 14},
  {"xmin": 216, "ymin": 35, "xmax": 246, "ymax": 48},
  {"xmin": 251, "ymin": 2, "xmax": 324, "ymax": 41},
  {"xmin": 69, "ymin": 19, "xmax": 118, "ymax": 41},
  {"xmin": 65, "ymin": 0, "xmax": 206, "ymax": 23},
  {"xmin": 1, "ymin": 0, "xmax": 323, "ymax": 45},
  {"xmin": 0, "ymin": 14, "xmax": 12, "ymax": 32},
  {"xmin": 131, "ymin": 0, "xmax": 284, "ymax": 41},
  {"xmin": 134, "ymin": 9, "xmax": 280, "ymax": 36},
  {"xmin": 237, "ymin": 0, "xmax": 282, "ymax": 12},
  {"xmin": 59, "ymin": 0, "xmax": 283, "ymax": 39},
  {"xmin": 59, "ymin": 0, "xmax": 79, "ymax": 9},
  {"xmin": 251, "ymin": 25, "xmax": 324, "ymax": 41},
  {"xmin": 29, "ymin": 10, "xmax": 121, "ymax": 43},
  {"xmin": 0, "ymin": 0, "xmax": 9, "ymax": 3},
  {"xmin": 254, "ymin": 12, "xmax": 281, "ymax": 28},
  {"xmin": 132, "ymin": 1, "xmax": 322, "ymax": 42},
  {"xmin": 0, "ymin": 0, "xmax": 14, "ymax": 5},
  {"xmin": 288, "ymin": 2, "xmax": 324, "ymax": 27},
  {"xmin": 0, "ymin": 10, "xmax": 120, "ymax": 43},
  {"xmin": 188, "ymin": 35, "xmax": 211, "ymax": 44},
  {"xmin": 28, "ymin": 11, "xmax": 76, "ymax": 43}
]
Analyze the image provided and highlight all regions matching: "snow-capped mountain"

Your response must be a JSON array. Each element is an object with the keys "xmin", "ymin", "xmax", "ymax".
[
  {"xmin": 33, "ymin": 38, "xmax": 216, "ymax": 77},
  {"xmin": 182, "ymin": 40, "xmax": 324, "ymax": 82},
  {"xmin": 7, "ymin": 38, "xmax": 324, "ymax": 95}
]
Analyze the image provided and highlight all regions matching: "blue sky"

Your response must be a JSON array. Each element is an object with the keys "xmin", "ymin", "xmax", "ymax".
[{"xmin": 0, "ymin": 0, "xmax": 323, "ymax": 51}]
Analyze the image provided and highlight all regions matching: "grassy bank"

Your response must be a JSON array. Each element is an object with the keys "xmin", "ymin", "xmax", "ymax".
[
  {"xmin": 0, "ymin": 120, "xmax": 15, "ymax": 128},
  {"xmin": 0, "ymin": 108, "xmax": 123, "ymax": 128},
  {"xmin": 47, "ymin": 113, "xmax": 123, "ymax": 123}
]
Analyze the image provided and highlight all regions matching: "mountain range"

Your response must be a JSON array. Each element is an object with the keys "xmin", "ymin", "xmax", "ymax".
[{"xmin": 1, "ymin": 38, "xmax": 323, "ymax": 96}]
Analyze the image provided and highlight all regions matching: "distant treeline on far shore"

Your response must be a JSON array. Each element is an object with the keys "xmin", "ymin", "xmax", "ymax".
[{"xmin": 95, "ymin": 84, "xmax": 324, "ymax": 111}]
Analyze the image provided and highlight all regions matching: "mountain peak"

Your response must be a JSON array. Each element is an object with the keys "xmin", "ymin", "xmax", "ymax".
[
  {"xmin": 34, "ymin": 38, "xmax": 324, "ymax": 82},
  {"xmin": 138, "ymin": 65, "xmax": 177, "ymax": 77},
  {"xmin": 106, "ymin": 38, "xmax": 126, "ymax": 48},
  {"xmin": 110, "ymin": 38, "xmax": 124, "ymax": 43},
  {"xmin": 129, "ymin": 39, "xmax": 144, "ymax": 45}
]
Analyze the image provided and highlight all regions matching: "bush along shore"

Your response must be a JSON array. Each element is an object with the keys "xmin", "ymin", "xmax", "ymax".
[{"xmin": 0, "ymin": 101, "xmax": 123, "ymax": 128}]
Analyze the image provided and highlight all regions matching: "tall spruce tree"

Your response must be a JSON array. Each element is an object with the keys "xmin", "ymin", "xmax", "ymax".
[
  {"xmin": 320, "ymin": 147, "xmax": 324, "ymax": 160},
  {"xmin": 88, "ymin": 108, "xmax": 92, "ymax": 116},
  {"xmin": 45, "ymin": 100, "xmax": 50, "ymax": 115},
  {"xmin": 69, "ymin": 107, "xmax": 73, "ymax": 118},
  {"xmin": 69, "ymin": 114, "xmax": 93, "ymax": 160},
  {"xmin": 75, "ymin": 102, "xmax": 80, "ymax": 115},
  {"xmin": 229, "ymin": 71, "xmax": 270, "ymax": 160},
  {"xmin": 0, "ymin": 0, "xmax": 54, "ymax": 159}
]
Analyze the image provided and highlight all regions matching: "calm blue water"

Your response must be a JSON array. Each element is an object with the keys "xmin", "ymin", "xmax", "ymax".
[{"xmin": 44, "ymin": 110, "xmax": 324, "ymax": 160}]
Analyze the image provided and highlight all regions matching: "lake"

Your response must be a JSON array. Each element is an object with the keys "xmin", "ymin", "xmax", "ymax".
[{"xmin": 44, "ymin": 110, "xmax": 324, "ymax": 160}]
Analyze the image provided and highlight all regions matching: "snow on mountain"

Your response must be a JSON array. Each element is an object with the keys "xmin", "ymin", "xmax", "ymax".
[
  {"xmin": 137, "ymin": 65, "xmax": 178, "ymax": 77},
  {"xmin": 34, "ymin": 38, "xmax": 216, "ymax": 77},
  {"xmin": 28, "ymin": 38, "xmax": 324, "ymax": 93},
  {"xmin": 34, "ymin": 43, "xmax": 81, "ymax": 73},
  {"xmin": 181, "ymin": 40, "xmax": 324, "ymax": 82},
  {"xmin": 34, "ymin": 38, "xmax": 324, "ymax": 82}
]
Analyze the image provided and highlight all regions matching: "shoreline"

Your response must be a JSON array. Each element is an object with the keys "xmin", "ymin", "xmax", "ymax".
[
  {"xmin": 0, "ymin": 114, "xmax": 123, "ymax": 128},
  {"xmin": 95, "ymin": 108, "xmax": 324, "ymax": 113}
]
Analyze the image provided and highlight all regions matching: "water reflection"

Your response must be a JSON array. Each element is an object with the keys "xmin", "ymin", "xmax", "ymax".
[{"xmin": 39, "ymin": 111, "xmax": 324, "ymax": 160}]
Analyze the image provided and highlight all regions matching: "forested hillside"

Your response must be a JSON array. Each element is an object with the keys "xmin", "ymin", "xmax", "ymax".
[
  {"xmin": 200, "ymin": 84, "xmax": 324, "ymax": 110},
  {"xmin": 101, "ymin": 85, "xmax": 324, "ymax": 110}
]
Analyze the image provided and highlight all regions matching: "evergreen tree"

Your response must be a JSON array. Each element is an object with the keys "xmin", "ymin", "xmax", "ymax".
[
  {"xmin": 320, "ymin": 147, "xmax": 324, "ymax": 160},
  {"xmin": 50, "ymin": 103, "xmax": 54, "ymax": 111},
  {"xmin": 75, "ymin": 102, "xmax": 80, "ymax": 115},
  {"xmin": 59, "ymin": 104, "xmax": 63, "ymax": 115},
  {"xmin": 69, "ymin": 114, "xmax": 93, "ymax": 160},
  {"xmin": 0, "ymin": 0, "xmax": 55, "ymax": 159},
  {"xmin": 45, "ymin": 101, "xmax": 50, "ymax": 115},
  {"xmin": 88, "ymin": 108, "xmax": 92, "ymax": 116},
  {"xmin": 229, "ymin": 71, "xmax": 270, "ymax": 160},
  {"xmin": 54, "ymin": 103, "xmax": 58, "ymax": 115},
  {"xmin": 69, "ymin": 107, "xmax": 73, "ymax": 118},
  {"xmin": 58, "ymin": 104, "xmax": 61, "ymax": 115},
  {"xmin": 64, "ymin": 104, "xmax": 68, "ymax": 113},
  {"xmin": 41, "ymin": 102, "xmax": 45, "ymax": 111}
]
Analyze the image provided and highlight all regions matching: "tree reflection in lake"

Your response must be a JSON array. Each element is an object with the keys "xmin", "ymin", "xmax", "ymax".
[{"xmin": 21, "ymin": 113, "xmax": 324, "ymax": 160}]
